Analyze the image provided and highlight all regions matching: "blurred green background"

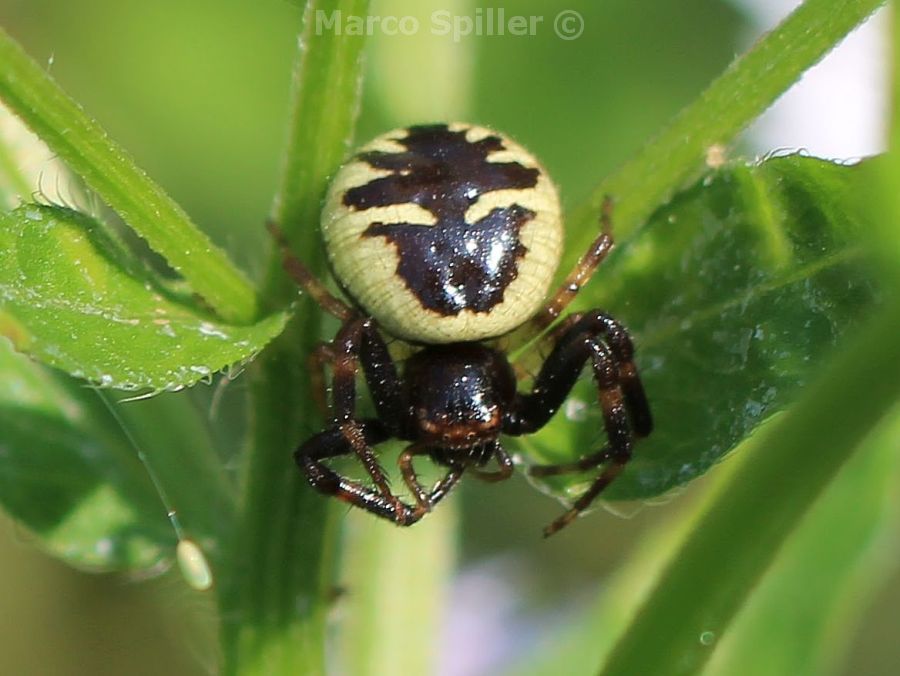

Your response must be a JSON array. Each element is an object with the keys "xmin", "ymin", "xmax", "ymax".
[{"xmin": 1, "ymin": 1, "xmax": 897, "ymax": 674}]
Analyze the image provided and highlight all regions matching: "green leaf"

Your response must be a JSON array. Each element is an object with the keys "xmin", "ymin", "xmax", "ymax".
[
  {"xmin": 596, "ymin": 289, "xmax": 900, "ymax": 676},
  {"xmin": 517, "ymin": 156, "xmax": 877, "ymax": 500},
  {"xmin": 503, "ymin": 407, "xmax": 900, "ymax": 676},
  {"xmin": 0, "ymin": 339, "xmax": 173, "ymax": 571},
  {"xmin": 0, "ymin": 204, "xmax": 287, "ymax": 391}
]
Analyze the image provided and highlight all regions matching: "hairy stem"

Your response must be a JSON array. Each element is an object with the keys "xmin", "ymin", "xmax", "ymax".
[
  {"xmin": 565, "ymin": 0, "xmax": 885, "ymax": 272},
  {"xmin": 218, "ymin": 1, "xmax": 370, "ymax": 674},
  {"xmin": 0, "ymin": 28, "xmax": 258, "ymax": 323}
]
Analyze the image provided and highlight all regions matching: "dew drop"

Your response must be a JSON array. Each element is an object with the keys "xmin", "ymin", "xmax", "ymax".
[
  {"xmin": 564, "ymin": 398, "xmax": 588, "ymax": 422},
  {"xmin": 198, "ymin": 322, "xmax": 228, "ymax": 339},
  {"xmin": 177, "ymin": 539, "xmax": 213, "ymax": 591},
  {"xmin": 699, "ymin": 631, "xmax": 716, "ymax": 646}
]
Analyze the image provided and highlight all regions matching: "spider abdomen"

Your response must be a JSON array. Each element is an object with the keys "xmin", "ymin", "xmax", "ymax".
[{"xmin": 322, "ymin": 123, "xmax": 563, "ymax": 344}]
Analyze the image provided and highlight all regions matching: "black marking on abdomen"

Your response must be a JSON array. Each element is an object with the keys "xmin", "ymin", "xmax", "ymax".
[
  {"xmin": 365, "ymin": 205, "xmax": 533, "ymax": 314},
  {"xmin": 344, "ymin": 124, "xmax": 539, "ymax": 316}
]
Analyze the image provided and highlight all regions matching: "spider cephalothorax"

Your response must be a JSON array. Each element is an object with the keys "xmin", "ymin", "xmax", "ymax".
[{"xmin": 274, "ymin": 122, "xmax": 652, "ymax": 536}]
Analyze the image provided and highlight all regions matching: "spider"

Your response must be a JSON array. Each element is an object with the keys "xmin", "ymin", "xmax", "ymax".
[{"xmin": 273, "ymin": 123, "xmax": 652, "ymax": 537}]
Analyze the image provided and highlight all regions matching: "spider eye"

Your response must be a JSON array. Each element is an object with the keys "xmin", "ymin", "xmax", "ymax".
[{"xmin": 321, "ymin": 122, "xmax": 563, "ymax": 344}]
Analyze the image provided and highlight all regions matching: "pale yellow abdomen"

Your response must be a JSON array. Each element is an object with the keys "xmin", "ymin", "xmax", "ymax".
[{"xmin": 322, "ymin": 123, "xmax": 563, "ymax": 344}]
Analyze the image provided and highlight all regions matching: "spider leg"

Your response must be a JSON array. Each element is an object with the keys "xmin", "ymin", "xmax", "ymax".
[
  {"xmin": 398, "ymin": 444, "xmax": 465, "ymax": 518},
  {"xmin": 309, "ymin": 342, "xmax": 336, "ymax": 417},
  {"xmin": 322, "ymin": 317, "xmax": 411, "ymax": 516},
  {"xmin": 357, "ymin": 322, "xmax": 407, "ymax": 435},
  {"xmin": 504, "ymin": 310, "xmax": 652, "ymax": 536},
  {"xmin": 330, "ymin": 317, "xmax": 408, "ymax": 435},
  {"xmin": 530, "ymin": 196, "xmax": 616, "ymax": 332},
  {"xmin": 538, "ymin": 338, "xmax": 630, "ymax": 538},
  {"xmin": 505, "ymin": 310, "xmax": 650, "ymax": 435},
  {"xmin": 298, "ymin": 420, "xmax": 427, "ymax": 525},
  {"xmin": 541, "ymin": 457, "xmax": 631, "ymax": 537},
  {"xmin": 528, "ymin": 447, "xmax": 614, "ymax": 477},
  {"xmin": 274, "ymin": 213, "xmax": 409, "ymax": 517},
  {"xmin": 266, "ymin": 219, "xmax": 355, "ymax": 321},
  {"xmin": 579, "ymin": 311, "xmax": 653, "ymax": 437},
  {"xmin": 525, "ymin": 310, "xmax": 652, "ymax": 435},
  {"xmin": 469, "ymin": 443, "xmax": 515, "ymax": 483}
]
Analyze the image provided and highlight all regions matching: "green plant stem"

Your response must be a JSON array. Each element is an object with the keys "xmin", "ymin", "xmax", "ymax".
[
  {"xmin": 0, "ymin": 27, "xmax": 257, "ymax": 324},
  {"xmin": 331, "ymin": 5, "xmax": 474, "ymax": 670},
  {"xmin": 273, "ymin": 3, "xmax": 370, "ymax": 245},
  {"xmin": 338, "ymin": 507, "xmax": 458, "ymax": 675},
  {"xmin": 878, "ymin": 1, "xmax": 900, "ymax": 281},
  {"xmin": 564, "ymin": 0, "xmax": 885, "ymax": 271},
  {"xmin": 598, "ymin": 295, "xmax": 900, "ymax": 676},
  {"xmin": 219, "ymin": 1, "xmax": 370, "ymax": 674}
]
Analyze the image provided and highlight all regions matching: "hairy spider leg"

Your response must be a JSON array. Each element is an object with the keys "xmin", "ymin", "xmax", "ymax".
[
  {"xmin": 504, "ymin": 310, "xmax": 652, "ymax": 536},
  {"xmin": 505, "ymin": 197, "xmax": 615, "ymax": 370},
  {"xmin": 469, "ymin": 444, "xmax": 515, "ymax": 483},
  {"xmin": 299, "ymin": 419, "xmax": 395, "ymax": 519},
  {"xmin": 528, "ymin": 447, "xmax": 615, "ymax": 477},
  {"xmin": 541, "ymin": 311, "xmax": 653, "ymax": 437},
  {"xmin": 530, "ymin": 195, "xmax": 616, "ymax": 332},
  {"xmin": 309, "ymin": 342, "xmax": 336, "ymax": 417},
  {"xmin": 540, "ymin": 337, "xmax": 629, "ymax": 538},
  {"xmin": 329, "ymin": 319, "xmax": 406, "ymax": 432},
  {"xmin": 326, "ymin": 318, "xmax": 405, "ymax": 515},
  {"xmin": 300, "ymin": 430, "xmax": 464, "ymax": 527},
  {"xmin": 299, "ymin": 421, "xmax": 460, "ymax": 525},
  {"xmin": 399, "ymin": 443, "xmax": 466, "ymax": 517},
  {"xmin": 577, "ymin": 311, "xmax": 653, "ymax": 437},
  {"xmin": 270, "ymin": 219, "xmax": 443, "ymax": 525},
  {"xmin": 266, "ymin": 219, "xmax": 355, "ymax": 321},
  {"xmin": 266, "ymin": 219, "xmax": 351, "ymax": 414},
  {"xmin": 295, "ymin": 318, "xmax": 461, "ymax": 525}
]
